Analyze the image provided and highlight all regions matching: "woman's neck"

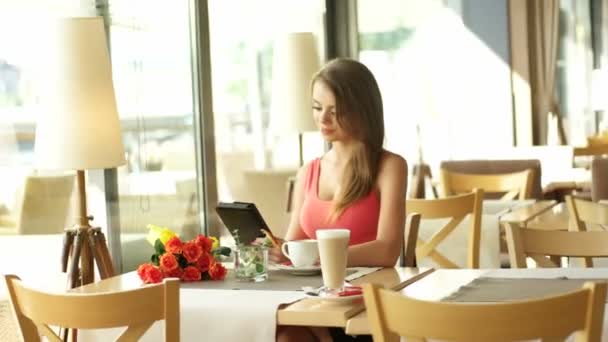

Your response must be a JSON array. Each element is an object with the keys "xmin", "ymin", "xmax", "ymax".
[{"xmin": 327, "ymin": 141, "xmax": 357, "ymax": 165}]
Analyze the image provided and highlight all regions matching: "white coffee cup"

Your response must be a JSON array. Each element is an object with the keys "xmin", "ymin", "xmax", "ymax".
[
  {"xmin": 281, "ymin": 239, "xmax": 319, "ymax": 268},
  {"xmin": 316, "ymin": 229, "xmax": 350, "ymax": 291}
]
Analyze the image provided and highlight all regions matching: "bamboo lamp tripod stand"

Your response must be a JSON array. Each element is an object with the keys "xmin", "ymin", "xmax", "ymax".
[{"xmin": 61, "ymin": 170, "xmax": 114, "ymax": 289}]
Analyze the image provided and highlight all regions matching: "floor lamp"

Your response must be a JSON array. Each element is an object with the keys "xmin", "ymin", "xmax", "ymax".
[
  {"xmin": 34, "ymin": 17, "xmax": 126, "ymax": 289},
  {"xmin": 270, "ymin": 32, "xmax": 320, "ymax": 167}
]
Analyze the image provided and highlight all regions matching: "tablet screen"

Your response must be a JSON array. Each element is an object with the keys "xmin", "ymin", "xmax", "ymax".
[{"xmin": 215, "ymin": 202, "xmax": 270, "ymax": 245}]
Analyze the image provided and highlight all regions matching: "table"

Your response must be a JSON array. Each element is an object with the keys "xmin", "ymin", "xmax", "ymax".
[
  {"xmin": 276, "ymin": 267, "xmax": 433, "ymax": 327},
  {"xmin": 71, "ymin": 267, "xmax": 434, "ymax": 341},
  {"xmin": 345, "ymin": 268, "xmax": 608, "ymax": 337}
]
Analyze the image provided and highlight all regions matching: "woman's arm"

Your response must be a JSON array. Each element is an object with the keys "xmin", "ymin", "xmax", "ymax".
[{"xmin": 347, "ymin": 153, "xmax": 407, "ymax": 267}]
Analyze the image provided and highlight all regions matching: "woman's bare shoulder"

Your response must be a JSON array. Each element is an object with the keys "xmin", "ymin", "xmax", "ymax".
[{"xmin": 378, "ymin": 150, "xmax": 407, "ymax": 174}]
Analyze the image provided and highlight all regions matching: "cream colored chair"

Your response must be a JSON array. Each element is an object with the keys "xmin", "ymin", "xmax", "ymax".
[
  {"xmin": 0, "ymin": 173, "xmax": 75, "ymax": 235},
  {"xmin": 407, "ymin": 189, "xmax": 484, "ymax": 268},
  {"xmin": 400, "ymin": 213, "xmax": 421, "ymax": 267},
  {"xmin": 363, "ymin": 281, "xmax": 607, "ymax": 342},
  {"xmin": 4, "ymin": 275, "xmax": 179, "ymax": 342},
  {"xmin": 566, "ymin": 195, "xmax": 608, "ymax": 232},
  {"xmin": 440, "ymin": 168, "xmax": 534, "ymax": 200},
  {"xmin": 506, "ymin": 224, "xmax": 608, "ymax": 268}
]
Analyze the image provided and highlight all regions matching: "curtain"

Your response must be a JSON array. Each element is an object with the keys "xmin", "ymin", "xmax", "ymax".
[{"xmin": 528, "ymin": 0, "xmax": 567, "ymax": 145}]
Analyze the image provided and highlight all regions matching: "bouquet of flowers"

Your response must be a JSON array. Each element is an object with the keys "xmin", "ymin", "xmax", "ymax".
[{"xmin": 137, "ymin": 225, "xmax": 231, "ymax": 284}]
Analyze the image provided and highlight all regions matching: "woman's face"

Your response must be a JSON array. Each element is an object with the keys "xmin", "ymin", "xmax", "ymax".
[{"xmin": 312, "ymin": 81, "xmax": 351, "ymax": 142}]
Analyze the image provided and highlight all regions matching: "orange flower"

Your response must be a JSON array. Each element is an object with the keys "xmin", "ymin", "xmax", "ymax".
[
  {"xmin": 181, "ymin": 266, "xmax": 201, "ymax": 282},
  {"xmin": 163, "ymin": 266, "xmax": 183, "ymax": 279},
  {"xmin": 208, "ymin": 262, "xmax": 227, "ymax": 280},
  {"xmin": 146, "ymin": 267, "xmax": 164, "ymax": 284},
  {"xmin": 194, "ymin": 234, "xmax": 213, "ymax": 253},
  {"xmin": 159, "ymin": 253, "xmax": 179, "ymax": 272},
  {"xmin": 196, "ymin": 252, "xmax": 213, "ymax": 272},
  {"xmin": 138, "ymin": 263, "xmax": 164, "ymax": 284},
  {"xmin": 165, "ymin": 236, "xmax": 183, "ymax": 254},
  {"xmin": 182, "ymin": 241, "xmax": 203, "ymax": 263},
  {"xmin": 137, "ymin": 262, "xmax": 152, "ymax": 279}
]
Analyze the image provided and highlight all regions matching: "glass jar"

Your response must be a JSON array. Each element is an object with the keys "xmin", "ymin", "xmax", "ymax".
[{"xmin": 234, "ymin": 245, "xmax": 268, "ymax": 282}]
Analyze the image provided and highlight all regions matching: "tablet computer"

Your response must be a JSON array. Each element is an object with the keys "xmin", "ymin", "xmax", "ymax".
[{"xmin": 215, "ymin": 201, "xmax": 270, "ymax": 245}]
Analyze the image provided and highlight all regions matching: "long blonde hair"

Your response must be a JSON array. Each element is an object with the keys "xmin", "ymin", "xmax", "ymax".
[{"xmin": 312, "ymin": 58, "xmax": 385, "ymax": 221}]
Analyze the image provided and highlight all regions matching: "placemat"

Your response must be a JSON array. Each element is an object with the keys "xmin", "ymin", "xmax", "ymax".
[{"xmin": 442, "ymin": 277, "xmax": 608, "ymax": 303}]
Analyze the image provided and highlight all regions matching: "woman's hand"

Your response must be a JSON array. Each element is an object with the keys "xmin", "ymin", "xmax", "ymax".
[
  {"xmin": 268, "ymin": 237, "xmax": 288, "ymax": 264},
  {"xmin": 254, "ymin": 236, "xmax": 289, "ymax": 264}
]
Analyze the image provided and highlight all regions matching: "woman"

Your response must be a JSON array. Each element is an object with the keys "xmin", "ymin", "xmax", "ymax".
[{"xmin": 274, "ymin": 58, "xmax": 407, "ymax": 342}]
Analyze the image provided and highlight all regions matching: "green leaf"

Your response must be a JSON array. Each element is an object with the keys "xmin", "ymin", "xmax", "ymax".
[
  {"xmin": 151, "ymin": 254, "xmax": 160, "ymax": 266},
  {"xmin": 154, "ymin": 239, "xmax": 165, "ymax": 255},
  {"xmin": 256, "ymin": 263, "xmax": 265, "ymax": 273},
  {"xmin": 215, "ymin": 246, "xmax": 231, "ymax": 257}
]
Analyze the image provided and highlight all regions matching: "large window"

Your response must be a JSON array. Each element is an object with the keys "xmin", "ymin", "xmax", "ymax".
[
  {"xmin": 357, "ymin": 0, "xmax": 513, "ymax": 171},
  {"xmin": 208, "ymin": 0, "xmax": 326, "ymax": 239},
  {"xmin": 556, "ymin": 0, "xmax": 594, "ymax": 145},
  {"xmin": 104, "ymin": 0, "xmax": 202, "ymax": 271},
  {"xmin": 0, "ymin": 1, "xmax": 95, "ymax": 278}
]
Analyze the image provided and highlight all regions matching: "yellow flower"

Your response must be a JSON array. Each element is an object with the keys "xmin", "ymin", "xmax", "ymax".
[
  {"xmin": 146, "ymin": 224, "xmax": 177, "ymax": 246},
  {"xmin": 210, "ymin": 236, "xmax": 219, "ymax": 250}
]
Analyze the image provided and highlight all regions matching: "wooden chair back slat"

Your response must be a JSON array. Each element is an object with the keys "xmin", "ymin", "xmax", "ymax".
[
  {"xmin": 4, "ymin": 275, "xmax": 180, "ymax": 342},
  {"xmin": 506, "ymin": 223, "xmax": 608, "ymax": 269},
  {"xmin": 363, "ymin": 282, "xmax": 607, "ymax": 342},
  {"xmin": 440, "ymin": 168, "xmax": 534, "ymax": 200},
  {"xmin": 407, "ymin": 189, "xmax": 483, "ymax": 269},
  {"xmin": 401, "ymin": 213, "xmax": 421, "ymax": 267}
]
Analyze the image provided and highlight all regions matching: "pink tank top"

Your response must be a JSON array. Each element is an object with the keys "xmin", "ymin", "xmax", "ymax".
[{"xmin": 299, "ymin": 158, "xmax": 380, "ymax": 246}]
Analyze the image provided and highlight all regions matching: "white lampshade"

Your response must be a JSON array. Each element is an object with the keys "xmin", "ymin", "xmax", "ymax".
[
  {"xmin": 269, "ymin": 32, "xmax": 320, "ymax": 134},
  {"xmin": 35, "ymin": 17, "xmax": 125, "ymax": 170}
]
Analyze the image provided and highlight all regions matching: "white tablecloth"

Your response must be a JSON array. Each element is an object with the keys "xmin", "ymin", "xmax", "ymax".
[
  {"xmin": 79, "ymin": 288, "xmax": 306, "ymax": 342},
  {"xmin": 403, "ymin": 268, "xmax": 608, "ymax": 342}
]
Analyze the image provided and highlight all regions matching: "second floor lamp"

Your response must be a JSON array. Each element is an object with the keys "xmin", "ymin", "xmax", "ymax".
[{"xmin": 270, "ymin": 32, "xmax": 320, "ymax": 166}]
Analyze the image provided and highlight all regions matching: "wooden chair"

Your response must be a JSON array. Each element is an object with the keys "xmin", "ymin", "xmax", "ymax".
[
  {"xmin": 506, "ymin": 224, "xmax": 608, "ymax": 268},
  {"xmin": 407, "ymin": 189, "xmax": 483, "ymax": 268},
  {"xmin": 567, "ymin": 195, "xmax": 608, "ymax": 232},
  {"xmin": 440, "ymin": 168, "xmax": 534, "ymax": 200},
  {"xmin": 591, "ymin": 157, "xmax": 608, "ymax": 202},
  {"xmin": 0, "ymin": 173, "xmax": 75, "ymax": 235},
  {"xmin": 400, "ymin": 213, "xmax": 421, "ymax": 267},
  {"xmin": 4, "ymin": 275, "xmax": 180, "ymax": 342},
  {"xmin": 362, "ymin": 281, "xmax": 607, "ymax": 342}
]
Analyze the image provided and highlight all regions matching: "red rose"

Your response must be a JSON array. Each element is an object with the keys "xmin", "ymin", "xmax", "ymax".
[
  {"xmin": 146, "ymin": 266, "xmax": 164, "ymax": 284},
  {"xmin": 159, "ymin": 253, "xmax": 179, "ymax": 272},
  {"xmin": 138, "ymin": 263, "xmax": 164, "ymax": 284},
  {"xmin": 194, "ymin": 234, "xmax": 213, "ymax": 253},
  {"xmin": 137, "ymin": 263, "xmax": 152, "ymax": 280},
  {"xmin": 208, "ymin": 262, "xmax": 227, "ymax": 280},
  {"xmin": 196, "ymin": 252, "xmax": 213, "ymax": 272},
  {"xmin": 181, "ymin": 266, "xmax": 201, "ymax": 282},
  {"xmin": 182, "ymin": 241, "xmax": 203, "ymax": 263},
  {"xmin": 165, "ymin": 236, "xmax": 183, "ymax": 254},
  {"xmin": 163, "ymin": 266, "xmax": 183, "ymax": 279}
]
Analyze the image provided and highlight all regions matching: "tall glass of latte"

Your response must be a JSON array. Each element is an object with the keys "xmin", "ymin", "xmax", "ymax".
[{"xmin": 316, "ymin": 229, "xmax": 350, "ymax": 293}]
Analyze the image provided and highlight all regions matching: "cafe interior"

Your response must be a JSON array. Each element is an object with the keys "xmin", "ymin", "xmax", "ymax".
[{"xmin": 2, "ymin": 0, "xmax": 608, "ymax": 341}]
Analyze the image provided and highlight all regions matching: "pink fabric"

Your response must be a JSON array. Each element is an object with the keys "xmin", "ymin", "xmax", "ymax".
[{"xmin": 299, "ymin": 158, "xmax": 380, "ymax": 245}]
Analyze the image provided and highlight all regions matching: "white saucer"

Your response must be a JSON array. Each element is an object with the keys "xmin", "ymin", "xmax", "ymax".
[{"xmin": 275, "ymin": 263, "xmax": 321, "ymax": 275}]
